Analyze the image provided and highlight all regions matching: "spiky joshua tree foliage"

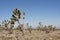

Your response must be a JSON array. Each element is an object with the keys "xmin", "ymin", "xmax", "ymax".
[{"xmin": 11, "ymin": 8, "xmax": 21, "ymax": 25}]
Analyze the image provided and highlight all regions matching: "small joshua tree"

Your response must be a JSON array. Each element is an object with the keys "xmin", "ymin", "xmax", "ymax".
[
  {"xmin": 53, "ymin": 26, "xmax": 56, "ymax": 31},
  {"xmin": 2, "ymin": 20, "xmax": 9, "ymax": 30},
  {"xmin": 26, "ymin": 23, "xmax": 29, "ymax": 30},
  {"xmin": 43, "ymin": 25, "xmax": 47, "ymax": 31},
  {"xmin": 38, "ymin": 22, "xmax": 43, "ymax": 31},
  {"xmin": 36, "ymin": 26, "xmax": 40, "ymax": 30},
  {"xmin": 48, "ymin": 25, "xmax": 53, "ymax": 31},
  {"xmin": 45, "ymin": 25, "xmax": 53, "ymax": 33},
  {"xmin": 29, "ymin": 26, "xmax": 32, "ymax": 33},
  {"xmin": 26, "ymin": 23, "xmax": 32, "ymax": 33}
]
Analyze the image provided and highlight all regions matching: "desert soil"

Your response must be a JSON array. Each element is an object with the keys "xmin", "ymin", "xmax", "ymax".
[{"xmin": 0, "ymin": 30, "xmax": 60, "ymax": 40}]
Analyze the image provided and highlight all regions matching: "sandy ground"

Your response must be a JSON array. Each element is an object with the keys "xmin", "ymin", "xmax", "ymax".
[{"xmin": 0, "ymin": 30, "xmax": 60, "ymax": 40}]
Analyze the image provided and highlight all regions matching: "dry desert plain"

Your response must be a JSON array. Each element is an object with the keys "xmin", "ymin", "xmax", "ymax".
[{"xmin": 0, "ymin": 30, "xmax": 60, "ymax": 40}]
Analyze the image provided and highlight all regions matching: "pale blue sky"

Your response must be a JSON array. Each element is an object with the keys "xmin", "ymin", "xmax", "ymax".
[{"xmin": 0, "ymin": 0, "xmax": 60, "ymax": 28}]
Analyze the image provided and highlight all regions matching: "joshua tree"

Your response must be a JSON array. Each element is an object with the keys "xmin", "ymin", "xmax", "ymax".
[
  {"xmin": 10, "ymin": 8, "xmax": 21, "ymax": 29},
  {"xmin": 43, "ymin": 25, "xmax": 47, "ymax": 31},
  {"xmin": 9, "ymin": 8, "xmax": 21, "ymax": 34},
  {"xmin": 45, "ymin": 25, "xmax": 53, "ymax": 33},
  {"xmin": 11, "ymin": 8, "xmax": 21, "ymax": 25},
  {"xmin": 48, "ymin": 25, "xmax": 53, "ymax": 31},
  {"xmin": 38, "ymin": 22, "xmax": 43, "ymax": 31},
  {"xmin": 36, "ymin": 26, "xmax": 40, "ymax": 30},
  {"xmin": 26, "ymin": 23, "xmax": 29, "ymax": 30},
  {"xmin": 10, "ymin": 8, "xmax": 25, "ymax": 34},
  {"xmin": 29, "ymin": 26, "xmax": 32, "ymax": 33},
  {"xmin": 26, "ymin": 23, "xmax": 32, "ymax": 33},
  {"xmin": 53, "ymin": 26, "xmax": 56, "ymax": 31},
  {"xmin": 2, "ymin": 20, "xmax": 9, "ymax": 30}
]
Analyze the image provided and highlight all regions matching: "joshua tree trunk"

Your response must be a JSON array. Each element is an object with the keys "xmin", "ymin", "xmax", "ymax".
[
  {"xmin": 21, "ymin": 16, "xmax": 25, "ymax": 36},
  {"xmin": 9, "ymin": 24, "xmax": 14, "ymax": 34},
  {"xmin": 8, "ymin": 20, "xmax": 14, "ymax": 34},
  {"xmin": 17, "ymin": 20, "xmax": 24, "ymax": 36},
  {"xmin": 17, "ymin": 20, "xmax": 20, "ymax": 31}
]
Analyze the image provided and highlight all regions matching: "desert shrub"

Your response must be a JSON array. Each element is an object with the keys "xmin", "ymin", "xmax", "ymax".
[
  {"xmin": 48, "ymin": 25, "xmax": 53, "ymax": 31},
  {"xmin": 37, "ymin": 22, "xmax": 43, "ymax": 31},
  {"xmin": 28, "ymin": 26, "xmax": 32, "ymax": 33},
  {"xmin": 53, "ymin": 28, "xmax": 55, "ymax": 31},
  {"xmin": 36, "ymin": 26, "xmax": 41, "ymax": 30},
  {"xmin": 1, "ymin": 20, "xmax": 9, "ymax": 30},
  {"xmin": 43, "ymin": 25, "xmax": 47, "ymax": 31},
  {"xmin": 45, "ymin": 25, "xmax": 53, "ymax": 33},
  {"xmin": 45, "ymin": 29, "xmax": 50, "ymax": 33},
  {"xmin": 53, "ymin": 26, "xmax": 56, "ymax": 31},
  {"xmin": 26, "ymin": 23, "xmax": 32, "ymax": 33}
]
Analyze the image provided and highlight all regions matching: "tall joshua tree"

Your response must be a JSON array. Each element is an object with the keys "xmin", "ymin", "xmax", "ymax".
[
  {"xmin": 12, "ymin": 8, "xmax": 25, "ymax": 29},
  {"xmin": 9, "ymin": 8, "xmax": 21, "ymax": 34},
  {"xmin": 9, "ymin": 8, "xmax": 25, "ymax": 34}
]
